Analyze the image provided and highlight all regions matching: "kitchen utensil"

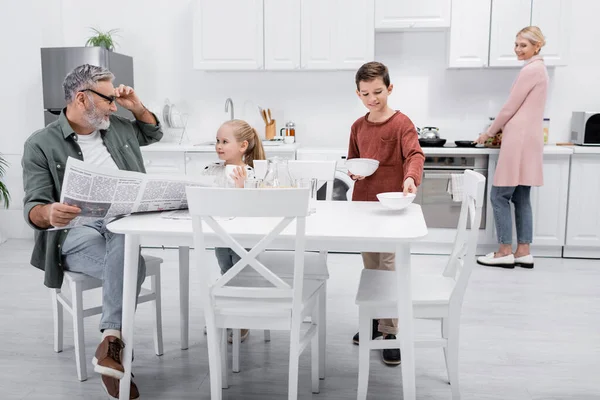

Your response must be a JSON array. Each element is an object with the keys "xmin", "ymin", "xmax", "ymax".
[
  {"xmin": 419, "ymin": 127, "xmax": 440, "ymax": 139},
  {"xmin": 376, "ymin": 192, "xmax": 416, "ymax": 210},
  {"xmin": 267, "ymin": 109, "xmax": 272, "ymax": 124},
  {"xmin": 261, "ymin": 109, "xmax": 269, "ymax": 125},
  {"xmin": 265, "ymin": 120, "xmax": 276, "ymax": 140},
  {"xmin": 418, "ymin": 138, "xmax": 447, "ymax": 147},
  {"xmin": 261, "ymin": 157, "xmax": 295, "ymax": 188},
  {"xmin": 455, "ymin": 140, "xmax": 478, "ymax": 148},
  {"xmin": 279, "ymin": 121, "xmax": 296, "ymax": 138},
  {"xmin": 345, "ymin": 158, "xmax": 379, "ymax": 177}
]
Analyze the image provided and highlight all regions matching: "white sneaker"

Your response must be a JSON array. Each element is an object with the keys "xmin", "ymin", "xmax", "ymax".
[
  {"xmin": 514, "ymin": 254, "xmax": 534, "ymax": 269},
  {"xmin": 476, "ymin": 252, "xmax": 515, "ymax": 268}
]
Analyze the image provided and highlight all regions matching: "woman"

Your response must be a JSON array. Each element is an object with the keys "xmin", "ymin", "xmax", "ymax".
[{"xmin": 475, "ymin": 26, "xmax": 549, "ymax": 269}]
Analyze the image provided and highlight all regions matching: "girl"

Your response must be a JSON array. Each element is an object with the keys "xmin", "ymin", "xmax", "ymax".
[
  {"xmin": 475, "ymin": 26, "xmax": 549, "ymax": 269},
  {"xmin": 202, "ymin": 119, "xmax": 265, "ymax": 343}
]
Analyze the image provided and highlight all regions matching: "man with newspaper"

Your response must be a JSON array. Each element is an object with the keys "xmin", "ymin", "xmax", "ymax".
[{"xmin": 22, "ymin": 64, "xmax": 162, "ymax": 399}]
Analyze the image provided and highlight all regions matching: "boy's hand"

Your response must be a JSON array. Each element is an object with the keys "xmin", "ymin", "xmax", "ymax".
[
  {"xmin": 348, "ymin": 171, "xmax": 365, "ymax": 181},
  {"xmin": 403, "ymin": 177, "xmax": 417, "ymax": 195},
  {"xmin": 231, "ymin": 166, "xmax": 248, "ymax": 188}
]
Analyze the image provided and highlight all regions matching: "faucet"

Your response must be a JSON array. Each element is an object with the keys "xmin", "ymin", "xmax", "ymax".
[{"xmin": 224, "ymin": 98, "xmax": 234, "ymax": 120}]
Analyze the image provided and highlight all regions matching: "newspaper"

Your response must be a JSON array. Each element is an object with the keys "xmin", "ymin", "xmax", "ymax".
[{"xmin": 57, "ymin": 157, "xmax": 209, "ymax": 229}]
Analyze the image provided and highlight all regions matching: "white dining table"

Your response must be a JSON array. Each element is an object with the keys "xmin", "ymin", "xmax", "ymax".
[{"xmin": 107, "ymin": 201, "xmax": 427, "ymax": 400}]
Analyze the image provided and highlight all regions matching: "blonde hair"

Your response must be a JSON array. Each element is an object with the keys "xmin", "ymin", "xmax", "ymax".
[
  {"xmin": 517, "ymin": 26, "xmax": 546, "ymax": 54},
  {"xmin": 221, "ymin": 119, "xmax": 265, "ymax": 168}
]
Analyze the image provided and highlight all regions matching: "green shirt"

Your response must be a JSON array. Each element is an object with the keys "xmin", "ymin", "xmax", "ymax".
[{"xmin": 22, "ymin": 109, "xmax": 163, "ymax": 288}]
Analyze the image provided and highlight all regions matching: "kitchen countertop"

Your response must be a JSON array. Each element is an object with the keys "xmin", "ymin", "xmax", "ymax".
[
  {"xmin": 141, "ymin": 142, "xmax": 298, "ymax": 152},
  {"xmin": 569, "ymin": 145, "xmax": 600, "ymax": 154},
  {"xmin": 420, "ymin": 144, "xmax": 572, "ymax": 155}
]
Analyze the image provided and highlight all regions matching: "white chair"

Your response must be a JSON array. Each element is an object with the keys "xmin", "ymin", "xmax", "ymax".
[
  {"xmin": 51, "ymin": 254, "xmax": 164, "ymax": 381},
  {"xmin": 187, "ymin": 186, "xmax": 323, "ymax": 399},
  {"xmin": 242, "ymin": 159, "xmax": 335, "ymax": 378},
  {"xmin": 355, "ymin": 169, "xmax": 486, "ymax": 400}
]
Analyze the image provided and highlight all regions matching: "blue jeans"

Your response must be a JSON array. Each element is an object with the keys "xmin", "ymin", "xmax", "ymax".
[
  {"xmin": 61, "ymin": 219, "xmax": 146, "ymax": 331},
  {"xmin": 215, "ymin": 247, "xmax": 241, "ymax": 274},
  {"xmin": 490, "ymin": 185, "xmax": 533, "ymax": 245}
]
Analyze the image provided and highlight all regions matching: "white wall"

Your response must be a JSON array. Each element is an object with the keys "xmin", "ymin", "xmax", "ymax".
[{"xmin": 1, "ymin": 0, "xmax": 599, "ymax": 239}]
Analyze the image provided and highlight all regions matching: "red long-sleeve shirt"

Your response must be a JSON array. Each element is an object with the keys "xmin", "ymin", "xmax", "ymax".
[{"xmin": 347, "ymin": 111, "xmax": 425, "ymax": 201}]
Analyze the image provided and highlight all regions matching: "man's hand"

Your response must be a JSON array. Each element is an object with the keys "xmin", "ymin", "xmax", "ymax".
[
  {"xmin": 47, "ymin": 203, "xmax": 81, "ymax": 228},
  {"xmin": 403, "ymin": 177, "xmax": 417, "ymax": 195},
  {"xmin": 348, "ymin": 171, "xmax": 365, "ymax": 181},
  {"xmin": 114, "ymin": 84, "xmax": 143, "ymax": 114}
]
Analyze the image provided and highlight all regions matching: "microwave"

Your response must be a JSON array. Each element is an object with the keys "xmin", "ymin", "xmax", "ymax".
[{"xmin": 571, "ymin": 111, "xmax": 600, "ymax": 146}]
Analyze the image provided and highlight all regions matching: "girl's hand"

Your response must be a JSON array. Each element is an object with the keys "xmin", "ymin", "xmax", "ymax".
[
  {"xmin": 231, "ymin": 166, "xmax": 248, "ymax": 188},
  {"xmin": 403, "ymin": 177, "xmax": 417, "ymax": 195},
  {"xmin": 474, "ymin": 132, "xmax": 490, "ymax": 145},
  {"xmin": 348, "ymin": 171, "xmax": 365, "ymax": 181}
]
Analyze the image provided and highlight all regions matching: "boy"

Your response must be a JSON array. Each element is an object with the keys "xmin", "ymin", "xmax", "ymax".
[{"xmin": 347, "ymin": 61, "xmax": 425, "ymax": 366}]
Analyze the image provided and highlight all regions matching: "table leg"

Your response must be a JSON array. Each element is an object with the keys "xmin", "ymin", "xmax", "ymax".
[
  {"xmin": 179, "ymin": 246, "xmax": 190, "ymax": 350},
  {"xmin": 119, "ymin": 234, "xmax": 140, "ymax": 400},
  {"xmin": 396, "ymin": 243, "xmax": 415, "ymax": 400}
]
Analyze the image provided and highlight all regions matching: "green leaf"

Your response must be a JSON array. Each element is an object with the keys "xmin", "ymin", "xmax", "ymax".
[
  {"xmin": 85, "ymin": 27, "xmax": 120, "ymax": 51},
  {"xmin": 0, "ymin": 154, "xmax": 9, "ymax": 209}
]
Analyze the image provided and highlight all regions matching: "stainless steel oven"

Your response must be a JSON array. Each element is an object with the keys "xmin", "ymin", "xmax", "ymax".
[{"xmin": 414, "ymin": 155, "xmax": 488, "ymax": 229}]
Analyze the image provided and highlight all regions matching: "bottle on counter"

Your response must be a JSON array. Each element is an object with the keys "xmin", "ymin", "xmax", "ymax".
[{"xmin": 543, "ymin": 118, "xmax": 550, "ymax": 144}]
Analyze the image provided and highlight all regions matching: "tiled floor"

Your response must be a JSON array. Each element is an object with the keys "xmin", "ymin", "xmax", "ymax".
[{"xmin": 1, "ymin": 239, "xmax": 598, "ymax": 399}]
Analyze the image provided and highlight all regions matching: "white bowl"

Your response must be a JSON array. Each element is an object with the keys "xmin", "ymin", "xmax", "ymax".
[
  {"xmin": 346, "ymin": 158, "xmax": 379, "ymax": 177},
  {"xmin": 376, "ymin": 192, "xmax": 416, "ymax": 210}
]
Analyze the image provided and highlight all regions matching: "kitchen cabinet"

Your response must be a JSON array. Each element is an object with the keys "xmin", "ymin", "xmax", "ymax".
[
  {"xmin": 565, "ymin": 153, "xmax": 600, "ymax": 251},
  {"xmin": 193, "ymin": 0, "xmax": 264, "ymax": 70},
  {"xmin": 449, "ymin": 0, "xmax": 569, "ymax": 68},
  {"xmin": 486, "ymin": 150, "xmax": 571, "ymax": 256},
  {"xmin": 194, "ymin": 0, "xmax": 374, "ymax": 71},
  {"xmin": 447, "ymin": 0, "xmax": 492, "ymax": 68},
  {"xmin": 142, "ymin": 151, "xmax": 187, "ymax": 176},
  {"xmin": 489, "ymin": 0, "xmax": 570, "ymax": 67},
  {"xmin": 374, "ymin": 0, "xmax": 451, "ymax": 30}
]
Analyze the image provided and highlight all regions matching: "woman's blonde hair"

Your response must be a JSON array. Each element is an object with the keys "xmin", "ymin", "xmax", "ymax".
[
  {"xmin": 222, "ymin": 119, "xmax": 265, "ymax": 167},
  {"xmin": 517, "ymin": 26, "xmax": 546, "ymax": 54}
]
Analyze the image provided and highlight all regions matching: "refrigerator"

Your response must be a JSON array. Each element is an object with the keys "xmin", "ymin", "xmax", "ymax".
[{"xmin": 41, "ymin": 47, "xmax": 134, "ymax": 125}]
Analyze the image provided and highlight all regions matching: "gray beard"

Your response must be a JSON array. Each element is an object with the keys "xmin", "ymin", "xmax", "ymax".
[{"xmin": 85, "ymin": 102, "xmax": 111, "ymax": 130}]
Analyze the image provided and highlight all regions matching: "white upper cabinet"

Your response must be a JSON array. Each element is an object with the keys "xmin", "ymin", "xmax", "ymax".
[
  {"xmin": 489, "ymin": 0, "xmax": 532, "ymax": 67},
  {"xmin": 301, "ymin": 0, "xmax": 374, "ymax": 70},
  {"xmin": 489, "ymin": 0, "xmax": 570, "ymax": 67},
  {"xmin": 193, "ymin": 0, "xmax": 264, "ymax": 70},
  {"xmin": 264, "ymin": 0, "xmax": 301, "ymax": 70},
  {"xmin": 531, "ymin": 0, "xmax": 570, "ymax": 66},
  {"xmin": 448, "ymin": 0, "xmax": 492, "ymax": 68},
  {"xmin": 375, "ymin": 0, "xmax": 451, "ymax": 30}
]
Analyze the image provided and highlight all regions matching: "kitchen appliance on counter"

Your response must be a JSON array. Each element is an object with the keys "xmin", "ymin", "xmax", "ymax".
[
  {"xmin": 418, "ymin": 127, "xmax": 446, "ymax": 147},
  {"xmin": 414, "ymin": 154, "xmax": 488, "ymax": 229},
  {"xmin": 571, "ymin": 111, "xmax": 600, "ymax": 146},
  {"xmin": 41, "ymin": 47, "xmax": 134, "ymax": 125}
]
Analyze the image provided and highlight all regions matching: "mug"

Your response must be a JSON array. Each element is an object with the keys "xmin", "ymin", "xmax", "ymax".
[{"xmin": 284, "ymin": 136, "xmax": 295, "ymax": 144}]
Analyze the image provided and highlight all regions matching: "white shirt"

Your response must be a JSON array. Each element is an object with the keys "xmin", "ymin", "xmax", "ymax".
[{"xmin": 76, "ymin": 130, "xmax": 119, "ymax": 170}]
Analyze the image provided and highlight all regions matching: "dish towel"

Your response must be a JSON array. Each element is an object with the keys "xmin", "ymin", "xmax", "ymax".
[{"xmin": 446, "ymin": 173, "xmax": 464, "ymax": 202}]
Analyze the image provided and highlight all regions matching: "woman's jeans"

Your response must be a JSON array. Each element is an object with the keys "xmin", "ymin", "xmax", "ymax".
[{"xmin": 490, "ymin": 185, "xmax": 533, "ymax": 245}]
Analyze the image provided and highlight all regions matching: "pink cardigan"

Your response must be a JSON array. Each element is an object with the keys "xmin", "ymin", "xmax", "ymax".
[{"xmin": 486, "ymin": 55, "xmax": 549, "ymax": 187}]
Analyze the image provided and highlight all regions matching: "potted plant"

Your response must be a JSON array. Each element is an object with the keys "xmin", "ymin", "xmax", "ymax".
[
  {"xmin": 0, "ymin": 154, "xmax": 9, "ymax": 209},
  {"xmin": 85, "ymin": 28, "xmax": 120, "ymax": 51}
]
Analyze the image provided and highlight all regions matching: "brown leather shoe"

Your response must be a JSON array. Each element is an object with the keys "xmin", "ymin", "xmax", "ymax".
[
  {"xmin": 92, "ymin": 336, "xmax": 125, "ymax": 379},
  {"xmin": 101, "ymin": 375, "xmax": 140, "ymax": 400}
]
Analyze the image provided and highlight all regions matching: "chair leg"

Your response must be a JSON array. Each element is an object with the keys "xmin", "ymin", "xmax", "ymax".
[
  {"xmin": 151, "ymin": 270, "xmax": 164, "ymax": 356},
  {"xmin": 311, "ymin": 297, "xmax": 320, "ymax": 394},
  {"xmin": 205, "ymin": 312, "xmax": 223, "ymax": 400},
  {"xmin": 220, "ymin": 328, "xmax": 229, "ymax": 389},
  {"xmin": 70, "ymin": 281, "xmax": 87, "ymax": 382},
  {"xmin": 232, "ymin": 329, "xmax": 241, "ymax": 373},
  {"xmin": 442, "ymin": 317, "xmax": 450, "ymax": 383},
  {"xmin": 51, "ymin": 289, "xmax": 63, "ymax": 353},
  {"xmin": 179, "ymin": 246, "xmax": 190, "ymax": 350},
  {"xmin": 318, "ymin": 282, "xmax": 327, "ymax": 380},
  {"xmin": 264, "ymin": 329, "xmax": 271, "ymax": 342},
  {"xmin": 288, "ymin": 317, "xmax": 302, "ymax": 400},
  {"xmin": 357, "ymin": 308, "xmax": 371, "ymax": 400},
  {"xmin": 445, "ymin": 317, "xmax": 461, "ymax": 399}
]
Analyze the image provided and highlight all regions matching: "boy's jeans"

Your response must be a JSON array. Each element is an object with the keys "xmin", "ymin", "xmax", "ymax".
[
  {"xmin": 61, "ymin": 219, "xmax": 146, "ymax": 331},
  {"xmin": 490, "ymin": 185, "xmax": 533, "ymax": 245}
]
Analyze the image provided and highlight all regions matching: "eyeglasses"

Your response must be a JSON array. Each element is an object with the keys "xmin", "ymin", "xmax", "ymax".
[{"xmin": 81, "ymin": 88, "xmax": 116, "ymax": 104}]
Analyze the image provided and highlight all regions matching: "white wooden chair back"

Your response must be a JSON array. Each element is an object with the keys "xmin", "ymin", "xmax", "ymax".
[
  {"xmin": 253, "ymin": 160, "xmax": 337, "ymax": 201},
  {"xmin": 186, "ymin": 187, "xmax": 310, "ymax": 311},
  {"xmin": 443, "ymin": 169, "xmax": 486, "ymax": 307}
]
